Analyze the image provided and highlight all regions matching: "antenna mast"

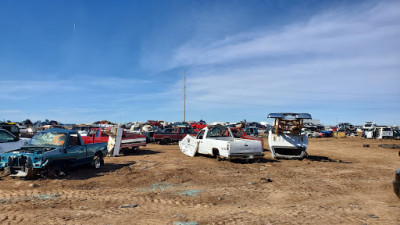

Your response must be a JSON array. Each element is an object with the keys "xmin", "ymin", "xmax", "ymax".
[{"xmin": 183, "ymin": 71, "xmax": 186, "ymax": 122}]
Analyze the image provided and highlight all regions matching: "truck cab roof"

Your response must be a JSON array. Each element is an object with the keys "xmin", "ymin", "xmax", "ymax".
[{"xmin": 39, "ymin": 128, "xmax": 78, "ymax": 135}]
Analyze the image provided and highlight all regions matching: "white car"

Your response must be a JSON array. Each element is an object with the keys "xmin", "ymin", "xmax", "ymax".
[
  {"xmin": 365, "ymin": 127, "xmax": 393, "ymax": 139},
  {"xmin": 363, "ymin": 122, "xmax": 377, "ymax": 131},
  {"xmin": 179, "ymin": 125, "xmax": 264, "ymax": 161},
  {"xmin": 0, "ymin": 129, "xmax": 30, "ymax": 154},
  {"xmin": 268, "ymin": 113, "xmax": 311, "ymax": 159}
]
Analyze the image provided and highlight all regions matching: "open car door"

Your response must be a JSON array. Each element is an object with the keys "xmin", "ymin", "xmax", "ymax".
[{"xmin": 179, "ymin": 135, "xmax": 199, "ymax": 157}]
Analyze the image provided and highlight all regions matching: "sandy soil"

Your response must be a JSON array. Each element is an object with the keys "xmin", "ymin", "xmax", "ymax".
[{"xmin": 0, "ymin": 137, "xmax": 399, "ymax": 225}]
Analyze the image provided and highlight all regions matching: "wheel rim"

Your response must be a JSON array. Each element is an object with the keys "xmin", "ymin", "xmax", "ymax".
[{"xmin": 95, "ymin": 158, "xmax": 101, "ymax": 168}]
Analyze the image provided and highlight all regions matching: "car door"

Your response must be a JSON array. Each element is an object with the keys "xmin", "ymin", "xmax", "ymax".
[
  {"xmin": 196, "ymin": 130, "xmax": 206, "ymax": 154},
  {"xmin": 67, "ymin": 133, "xmax": 87, "ymax": 166}
]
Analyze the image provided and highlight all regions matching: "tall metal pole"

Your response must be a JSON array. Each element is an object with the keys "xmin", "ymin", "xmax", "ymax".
[{"xmin": 183, "ymin": 71, "xmax": 186, "ymax": 122}]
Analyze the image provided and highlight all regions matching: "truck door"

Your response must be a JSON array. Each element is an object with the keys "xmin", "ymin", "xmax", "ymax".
[
  {"xmin": 67, "ymin": 133, "xmax": 87, "ymax": 165},
  {"xmin": 196, "ymin": 129, "xmax": 206, "ymax": 154}
]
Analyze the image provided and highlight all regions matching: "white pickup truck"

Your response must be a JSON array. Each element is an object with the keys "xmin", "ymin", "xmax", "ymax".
[{"xmin": 179, "ymin": 125, "xmax": 264, "ymax": 161}]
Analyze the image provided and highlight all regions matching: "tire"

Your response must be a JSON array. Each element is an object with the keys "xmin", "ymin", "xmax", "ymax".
[
  {"xmin": 93, "ymin": 154, "xmax": 104, "ymax": 169},
  {"xmin": 160, "ymin": 138, "xmax": 170, "ymax": 145},
  {"xmin": 394, "ymin": 180, "xmax": 400, "ymax": 199}
]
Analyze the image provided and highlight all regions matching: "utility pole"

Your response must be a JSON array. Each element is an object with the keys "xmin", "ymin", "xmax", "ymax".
[{"xmin": 183, "ymin": 71, "xmax": 186, "ymax": 122}]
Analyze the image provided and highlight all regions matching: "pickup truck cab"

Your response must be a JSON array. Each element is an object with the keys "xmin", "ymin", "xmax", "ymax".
[
  {"xmin": 154, "ymin": 126, "xmax": 196, "ymax": 144},
  {"xmin": 179, "ymin": 125, "xmax": 264, "ymax": 161},
  {"xmin": 268, "ymin": 113, "xmax": 311, "ymax": 159},
  {"xmin": 0, "ymin": 128, "xmax": 108, "ymax": 178}
]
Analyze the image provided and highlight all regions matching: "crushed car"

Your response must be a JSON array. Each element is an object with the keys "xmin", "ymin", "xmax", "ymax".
[
  {"xmin": 179, "ymin": 125, "xmax": 264, "ymax": 161},
  {"xmin": 0, "ymin": 128, "xmax": 108, "ymax": 178},
  {"xmin": 268, "ymin": 113, "xmax": 311, "ymax": 159}
]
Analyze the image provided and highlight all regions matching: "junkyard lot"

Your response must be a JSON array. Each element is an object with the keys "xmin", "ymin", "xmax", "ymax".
[{"xmin": 0, "ymin": 137, "xmax": 399, "ymax": 224}]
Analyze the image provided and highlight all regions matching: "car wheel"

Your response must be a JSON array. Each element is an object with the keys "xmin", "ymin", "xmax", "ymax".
[{"xmin": 93, "ymin": 154, "xmax": 104, "ymax": 169}]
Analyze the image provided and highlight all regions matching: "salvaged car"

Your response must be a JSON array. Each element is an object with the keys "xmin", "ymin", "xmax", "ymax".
[
  {"xmin": 0, "ymin": 128, "xmax": 108, "ymax": 178},
  {"xmin": 394, "ymin": 129, "xmax": 400, "ymax": 140},
  {"xmin": 72, "ymin": 125, "xmax": 96, "ymax": 136},
  {"xmin": 153, "ymin": 126, "xmax": 196, "ymax": 144},
  {"xmin": 190, "ymin": 121, "xmax": 207, "ymax": 132},
  {"xmin": 268, "ymin": 113, "xmax": 311, "ymax": 159},
  {"xmin": 363, "ymin": 122, "xmax": 377, "ymax": 131},
  {"xmin": 0, "ymin": 123, "xmax": 20, "ymax": 139},
  {"xmin": 82, "ymin": 127, "xmax": 146, "ymax": 155},
  {"xmin": 243, "ymin": 127, "xmax": 259, "ymax": 137},
  {"xmin": 365, "ymin": 127, "xmax": 393, "ymax": 139},
  {"xmin": 0, "ymin": 129, "xmax": 30, "ymax": 154},
  {"xmin": 179, "ymin": 125, "xmax": 264, "ymax": 161}
]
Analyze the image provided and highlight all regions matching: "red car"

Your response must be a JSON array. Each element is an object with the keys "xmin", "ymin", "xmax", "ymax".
[
  {"xmin": 147, "ymin": 120, "xmax": 162, "ymax": 127},
  {"xmin": 230, "ymin": 127, "xmax": 265, "ymax": 149},
  {"xmin": 82, "ymin": 128, "xmax": 146, "ymax": 151},
  {"xmin": 153, "ymin": 127, "xmax": 196, "ymax": 144},
  {"xmin": 190, "ymin": 121, "xmax": 207, "ymax": 132}
]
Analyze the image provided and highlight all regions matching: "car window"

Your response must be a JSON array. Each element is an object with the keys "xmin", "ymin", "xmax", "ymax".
[
  {"xmin": 0, "ymin": 130, "xmax": 15, "ymax": 142},
  {"xmin": 187, "ymin": 128, "xmax": 194, "ymax": 133},
  {"xmin": 69, "ymin": 134, "xmax": 81, "ymax": 146},
  {"xmin": 231, "ymin": 129, "xmax": 242, "ymax": 138},
  {"xmin": 206, "ymin": 127, "xmax": 230, "ymax": 137}
]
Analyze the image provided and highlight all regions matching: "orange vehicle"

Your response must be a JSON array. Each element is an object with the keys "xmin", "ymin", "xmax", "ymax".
[{"xmin": 229, "ymin": 127, "xmax": 265, "ymax": 149}]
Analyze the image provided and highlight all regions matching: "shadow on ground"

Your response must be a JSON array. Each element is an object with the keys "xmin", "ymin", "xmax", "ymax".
[
  {"xmin": 121, "ymin": 149, "xmax": 162, "ymax": 156},
  {"xmin": 307, "ymin": 155, "xmax": 352, "ymax": 163},
  {"xmin": 55, "ymin": 161, "xmax": 137, "ymax": 180}
]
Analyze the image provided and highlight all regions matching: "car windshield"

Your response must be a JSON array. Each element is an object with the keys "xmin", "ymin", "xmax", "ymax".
[
  {"xmin": 0, "ymin": 130, "xmax": 15, "ymax": 143},
  {"xmin": 29, "ymin": 132, "xmax": 67, "ymax": 146}
]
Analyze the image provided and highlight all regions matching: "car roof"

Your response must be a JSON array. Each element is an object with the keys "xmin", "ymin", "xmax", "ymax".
[{"xmin": 39, "ymin": 128, "xmax": 77, "ymax": 134}]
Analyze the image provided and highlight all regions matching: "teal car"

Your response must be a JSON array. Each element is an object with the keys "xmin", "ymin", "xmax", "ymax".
[
  {"xmin": 0, "ymin": 128, "xmax": 108, "ymax": 178},
  {"xmin": 393, "ymin": 129, "xmax": 400, "ymax": 140}
]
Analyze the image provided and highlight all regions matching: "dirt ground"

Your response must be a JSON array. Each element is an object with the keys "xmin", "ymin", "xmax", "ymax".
[{"xmin": 0, "ymin": 137, "xmax": 399, "ymax": 225}]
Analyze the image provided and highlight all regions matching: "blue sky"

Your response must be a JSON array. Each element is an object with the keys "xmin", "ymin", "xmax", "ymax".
[{"xmin": 0, "ymin": 0, "xmax": 399, "ymax": 125}]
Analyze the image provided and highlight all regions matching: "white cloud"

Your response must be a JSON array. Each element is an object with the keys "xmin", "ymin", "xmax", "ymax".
[{"xmin": 163, "ymin": 1, "xmax": 400, "ymax": 119}]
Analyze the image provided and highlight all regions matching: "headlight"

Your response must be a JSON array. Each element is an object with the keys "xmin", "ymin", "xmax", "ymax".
[{"xmin": 27, "ymin": 128, "xmax": 33, "ymax": 133}]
